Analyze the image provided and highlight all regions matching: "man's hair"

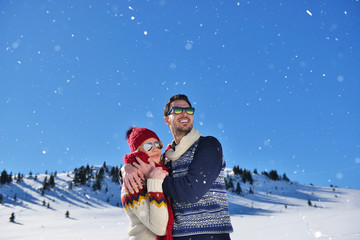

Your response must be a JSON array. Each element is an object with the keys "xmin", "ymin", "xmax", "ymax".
[{"xmin": 164, "ymin": 94, "xmax": 192, "ymax": 116}]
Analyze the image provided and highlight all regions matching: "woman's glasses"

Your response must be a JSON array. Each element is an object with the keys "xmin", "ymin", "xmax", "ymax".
[
  {"xmin": 142, "ymin": 141, "xmax": 163, "ymax": 152},
  {"xmin": 167, "ymin": 107, "xmax": 195, "ymax": 116}
]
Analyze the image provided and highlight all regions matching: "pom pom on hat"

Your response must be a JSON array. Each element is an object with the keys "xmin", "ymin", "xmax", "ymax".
[{"xmin": 126, "ymin": 127, "xmax": 160, "ymax": 152}]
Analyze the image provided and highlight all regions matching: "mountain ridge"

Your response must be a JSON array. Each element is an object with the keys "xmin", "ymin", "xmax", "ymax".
[{"xmin": 1, "ymin": 165, "xmax": 360, "ymax": 240}]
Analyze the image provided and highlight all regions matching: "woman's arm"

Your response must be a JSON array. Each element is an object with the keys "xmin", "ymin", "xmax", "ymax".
[{"xmin": 121, "ymin": 179, "xmax": 169, "ymax": 236}]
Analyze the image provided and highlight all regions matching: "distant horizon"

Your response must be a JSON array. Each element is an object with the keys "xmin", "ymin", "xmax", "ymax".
[{"xmin": 1, "ymin": 162, "xmax": 357, "ymax": 190}]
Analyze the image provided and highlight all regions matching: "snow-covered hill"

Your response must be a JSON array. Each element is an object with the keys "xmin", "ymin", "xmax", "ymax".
[{"xmin": 1, "ymin": 166, "xmax": 360, "ymax": 240}]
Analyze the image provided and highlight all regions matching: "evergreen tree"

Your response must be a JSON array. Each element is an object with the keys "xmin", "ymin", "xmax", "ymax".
[
  {"xmin": 42, "ymin": 200, "xmax": 46, "ymax": 206},
  {"xmin": 261, "ymin": 170, "xmax": 269, "ymax": 178},
  {"xmin": 47, "ymin": 203, "xmax": 50, "ymax": 209},
  {"xmin": 249, "ymin": 187, "xmax": 254, "ymax": 194},
  {"xmin": 235, "ymin": 182, "xmax": 243, "ymax": 196},
  {"xmin": 8, "ymin": 172, "xmax": 13, "ymax": 183},
  {"xmin": 227, "ymin": 177, "xmax": 234, "ymax": 191},
  {"xmin": 65, "ymin": 210, "xmax": 70, "ymax": 218},
  {"xmin": 307, "ymin": 200, "xmax": 312, "ymax": 206},
  {"xmin": 9, "ymin": 212, "xmax": 15, "ymax": 223},
  {"xmin": 43, "ymin": 176, "xmax": 49, "ymax": 191},
  {"xmin": 103, "ymin": 161, "xmax": 108, "ymax": 173},
  {"xmin": 92, "ymin": 177, "xmax": 102, "ymax": 191},
  {"xmin": 13, "ymin": 194, "xmax": 17, "ymax": 202},
  {"xmin": 232, "ymin": 165, "xmax": 240, "ymax": 175},
  {"xmin": 110, "ymin": 166, "xmax": 120, "ymax": 183},
  {"xmin": 16, "ymin": 173, "xmax": 22, "ymax": 183},
  {"xmin": 1, "ymin": 170, "xmax": 8, "ymax": 184},
  {"xmin": 48, "ymin": 174, "xmax": 55, "ymax": 188},
  {"xmin": 269, "ymin": 170, "xmax": 280, "ymax": 181},
  {"xmin": 282, "ymin": 173, "xmax": 290, "ymax": 182}
]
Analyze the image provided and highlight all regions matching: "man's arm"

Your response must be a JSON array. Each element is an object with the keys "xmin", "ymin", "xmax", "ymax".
[
  {"xmin": 121, "ymin": 157, "xmax": 156, "ymax": 194},
  {"xmin": 162, "ymin": 136, "xmax": 223, "ymax": 203}
]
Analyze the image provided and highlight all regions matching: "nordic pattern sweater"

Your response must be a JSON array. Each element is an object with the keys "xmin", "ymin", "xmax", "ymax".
[
  {"xmin": 121, "ymin": 178, "xmax": 169, "ymax": 240},
  {"xmin": 162, "ymin": 136, "xmax": 233, "ymax": 237}
]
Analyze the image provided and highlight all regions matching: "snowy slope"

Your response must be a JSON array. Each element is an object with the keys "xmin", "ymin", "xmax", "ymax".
[{"xmin": 1, "ymin": 167, "xmax": 360, "ymax": 240}]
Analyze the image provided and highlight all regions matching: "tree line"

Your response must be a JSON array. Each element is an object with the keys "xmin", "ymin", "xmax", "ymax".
[{"xmin": 225, "ymin": 166, "xmax": 291, "ymax": 196}]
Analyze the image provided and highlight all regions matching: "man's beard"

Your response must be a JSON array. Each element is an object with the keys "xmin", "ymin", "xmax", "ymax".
[{"xmin": 175, "ymin": 124, "xmax": 192, "ymax": 136}]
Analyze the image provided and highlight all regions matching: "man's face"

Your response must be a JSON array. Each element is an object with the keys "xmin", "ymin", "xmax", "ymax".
[{"xmin": 165, "ymin": 100, "xmax": 194, "ymax": 136}]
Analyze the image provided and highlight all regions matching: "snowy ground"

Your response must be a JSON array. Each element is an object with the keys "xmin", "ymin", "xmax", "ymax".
[{"xmin": 1, "ymin": 170, "xmax": 360, "ymax": 240}]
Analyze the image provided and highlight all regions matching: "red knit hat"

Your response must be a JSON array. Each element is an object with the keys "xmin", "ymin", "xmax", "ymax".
[{"xmin": 126, "ymin": 127, "xmax": 160, "ymax": 152}]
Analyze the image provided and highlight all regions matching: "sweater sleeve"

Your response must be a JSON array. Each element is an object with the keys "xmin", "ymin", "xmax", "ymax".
[
  {"xmin": 162, "ymin": 136, "xmax": 223, "ymax": 203},
  {"xmin": 121, "ymin": 179, "xmax": 169, "ymax": 236}
]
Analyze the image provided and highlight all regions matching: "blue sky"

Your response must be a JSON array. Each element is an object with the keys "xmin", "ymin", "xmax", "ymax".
[{"xmin": 1, "ymin": 0, "xmax": 359, "ymax": 189}]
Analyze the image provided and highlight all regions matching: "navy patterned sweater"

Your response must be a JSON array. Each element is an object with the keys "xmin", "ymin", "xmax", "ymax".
[{"xmin": 162, "ymin": 136, "xmax": 233, "ymax": 238}]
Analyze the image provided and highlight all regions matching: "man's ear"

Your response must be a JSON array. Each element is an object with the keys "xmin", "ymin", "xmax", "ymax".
[{"xmin": 164, "ymin": 116, "xmax": 170, "ymax": 126}]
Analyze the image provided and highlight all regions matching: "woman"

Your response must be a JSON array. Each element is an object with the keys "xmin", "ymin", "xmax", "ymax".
[{"xmin": 121, "ymin": 127, "xmax": 173, "ymax": 240}]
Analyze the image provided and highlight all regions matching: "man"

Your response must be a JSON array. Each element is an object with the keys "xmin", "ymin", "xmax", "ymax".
[{"xmin": 122, "ymin": 94, "xmax": 233, "ymax": 239}]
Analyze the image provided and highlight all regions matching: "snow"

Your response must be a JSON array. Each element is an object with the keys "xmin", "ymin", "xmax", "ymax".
[{"xmin": 1, "ymin": 169, "xmax": 360, "ymax": 240}]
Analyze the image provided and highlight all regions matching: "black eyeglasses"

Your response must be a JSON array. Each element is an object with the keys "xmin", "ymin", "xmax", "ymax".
[
  {"xmin": 142, "ymin": 141, "xmax": 163, "ymax": 152},
  {"xmin": 167, "ymin": 107, "xmax": 195, "ymax": 116}
]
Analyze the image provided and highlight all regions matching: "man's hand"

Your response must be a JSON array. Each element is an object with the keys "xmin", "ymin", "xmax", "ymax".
[
  {"xmin": 132, "ymin": 157, "xmax": 155, "ymax": 179},
  {"xmin": 121, "ymin": 163, "xmax": 145, "ymax": 194},
  {"xmin": 121, "ymin": 158, "xmax": 156, "ymax": 194},
  {"xmin": 149, "ymin": 167, "xmax": 168, "ymax": 180}
]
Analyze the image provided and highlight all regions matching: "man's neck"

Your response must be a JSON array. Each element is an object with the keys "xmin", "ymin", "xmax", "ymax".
[{"xmin": 174, "ymin": 134, "xmax": 185, "ymax": 145}]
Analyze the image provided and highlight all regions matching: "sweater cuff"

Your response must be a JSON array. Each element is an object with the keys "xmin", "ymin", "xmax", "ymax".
[{"xmin": 147, "ymin": 179, "xmax": 164, "ymax": 192}]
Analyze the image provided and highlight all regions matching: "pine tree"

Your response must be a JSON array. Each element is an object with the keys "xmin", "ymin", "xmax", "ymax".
[
  {"xmin": 111, "ymin": 166, "xmax": 120, "ymax": 183},
  {"xmin": 235, "ymin": 182, "xmax": 243, "ymax": 196},
  {"xmin": 16, "ymin": 172, "xmax": 22, "ymax": 183},
  {"xmin": 1, "ymin": 170, "xmax": 8, "ymax": 184},
  {"xmin": 282, "ymin": 173, "xmax": 290, "ymax": 182},
  {"xmin": 227, "ymin": 177, "xmax": 234, "ymax": 191},
  {"xmin": 48, "ymin": 174, "xmax": 55, "ymax": 188},
  {"xmin": 93, "ymin": 177, "xmax": 102, "ymax": 191},
  {"xmin": 43, "ymin": 176, "xmax": 49, "ymax": 191},
  {"xmin": 269, "ymin": 170, "xmax": 280, "ymax": 181},
  {"xmin": 65, "ymin": 211, "xmax": 70, "ymax": 218},
  {"xmin": 8, "ymin": 172, "xmax": 13, "ymax": 184},
  {"xmin": 9, "ymin": 212, "xmax": 15, "ymax": 223}
]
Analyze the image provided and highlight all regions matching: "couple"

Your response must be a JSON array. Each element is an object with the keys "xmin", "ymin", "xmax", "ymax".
[{"xmin": 121, "ymin": 94, "xmax": 233, "ymax": 240}]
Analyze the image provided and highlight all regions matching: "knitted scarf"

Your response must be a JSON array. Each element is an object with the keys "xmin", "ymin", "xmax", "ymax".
[
  {"xmin": 123, "ymin": 151, "xmax": 174, "ymax": 240},
  {"xmin": 165, "ymin": 128, "xmax": 201, "ymax": 161}
]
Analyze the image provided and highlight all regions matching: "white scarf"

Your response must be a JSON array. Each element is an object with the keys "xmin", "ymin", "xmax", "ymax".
[{"xmin": 165, "ymin": 128, "xmax": 201, "ymax": 161}]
